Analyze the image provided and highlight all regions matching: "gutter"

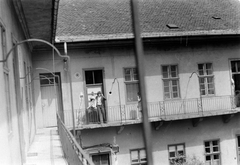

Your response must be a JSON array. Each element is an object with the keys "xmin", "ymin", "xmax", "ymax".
[
  {"xmin": 12, "ymin": 0, "xmax": 32, "ymax": 50},
  {"xmin": 51, "ymin": 0, "xmax": 60, "ymax": 44},
  {"xmin": 56, "ymin": 29, "xmax": 240, "ymax": 43}
]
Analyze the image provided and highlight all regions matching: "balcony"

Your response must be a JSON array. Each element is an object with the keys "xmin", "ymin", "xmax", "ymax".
[
  {"xmin": 25, "ymin": 114, "xmax": 94, "ymax": 165},
  {"xmin": 64, "ymin": 95, "xmax": 240, "ymax": 130}
]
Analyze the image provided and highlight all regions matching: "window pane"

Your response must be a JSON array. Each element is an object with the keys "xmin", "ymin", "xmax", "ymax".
[
  {"xmin": 140, "ymin": 149, "xmax": 147, "ymax": 162},
  {"xmin": 201, "ymin": 89, "xmax": 206, "ymax": 95},
  {"xmin": 231, "ymin": 61, "xmax": 237, "ymax": 73},
  {"xmin": 172, "ymin": 80, "xmax": 177, "ymax": 86},
  {"xmin": 92, "ymin": 155, "xmax": 101, "ymax": 165},
  {"xmin": 205, "ymin": 142, "xmax": 210, "ymax": 147},
  {"xmin": 162, "ymin": 66, "xmax": 169, "ymax": 78},
  {"xmin": 133, "ymin": 68, "xmax": 138, "ymax": 80},
  {"xmin": 164, "ymin": 87, "xmax": 170, "ymax": 93},
  {"xmin": 212, "ymin": 141, "xmax": 218, "ymax": 146},
  {"xmin": 206, "ymin": 63, "xmax": 212, "ymax": 70},
  {"xmin": 205, "ymin": 148, "xmax": 210, "ymax": 153},
  {"xmin": 206, "ymin": 155, "xmax": 211, "ymax": 161},
  {"xmin": 101, "ymin": 154, "xmax": 109, "ymax": 165},
  {"xmin": 199, "ymin": 78, "xmax": 205, "ymax": 84},
  {"xmin": 238, "ymin": 136, "xmax": 240, "ymax": 147},
  {"xmin": 169, "ymin": 152, "xmax": 175, "ymax": 158},
  {"xmin": 198, "ymin": 64, "xmax": 204, "ymax": 75},
  {"xmin": 94, "ymin": 70, "xmax": 103, "ymax": 84},
  {"xmin": 213, "ymin": 147, "xmax": 219, "ymax": 152},
  {"xmin": 131, "ymin": 150, "xmax": 139, "ymax": 162},
  {"xmin": 169, "ymin": 146, "xmax": 175, "ymax": 152},
  {"xmin": 199, "ymin": 70, "xmax": 204, "ymax": 75},
  {"xmin": 126, "ymin": 83, "xmax": 139, "ymax": 102},
  {"xmin": 125, "ymin": 75, "xmax": 131, "ymax": 81},
  {"xmin": 125, "ymin": 69, "xmax": 131, "ymax": 81},
  {"xmin": 85, "ymin": 71, "xmax": 94, "ymax": 84},
  {"xmin": 164, "ymin": 81, "xmax": 170, "ymax": 87},
  {"xmin": 207, "ymin": 77, "xmax": 213, "ymax": 83},
  {"xmin": 213, "ymin": 154, "xmax": 219, "ymax": 160},
  {"xmin": 165, "ymin": 93, "xmax": 170, "ymax": 99},
  {"xmin": 173, "ymin": 92, "xmax": 178, "ymax": 98},
  {"xmin": 208, "ymin": 89, "xmax": 215, "ymax": 95},
  {"xmin": 172, "ymin": 87, "xmax": 178, "ymax": 92},
  {"xmin": 237, "ymin": 61, "xmax": 240, "ymax": 73},
  {"xmin": 171, "ymin": 66, "xmax": 177, "ymax": 77}
]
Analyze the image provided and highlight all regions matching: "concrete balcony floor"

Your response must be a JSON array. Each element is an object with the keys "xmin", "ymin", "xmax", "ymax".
[{"xmin": 24, "ymin": 127, "xmax": 67, "ymax": 165}]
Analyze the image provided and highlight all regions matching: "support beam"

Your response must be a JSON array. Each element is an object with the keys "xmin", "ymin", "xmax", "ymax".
[
  {"xmin": 117, "ymin": 126, "xmax": 124, "ymax": 134},
  {"xmin": 222, "ymin": 114, "xmax": 235, "ymax": 123},
  {"xmin": 192, "ymin": 118, "xmax": 203, "ymax": 127},
  {"xmin": 154, "ymin": 121, "xmax": 164, "ymax": 130}
]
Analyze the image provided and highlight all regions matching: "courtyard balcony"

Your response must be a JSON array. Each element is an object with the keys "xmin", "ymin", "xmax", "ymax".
[{"xmin": 64, "ymin": 95, "xmax": 240, "ymax": 130}]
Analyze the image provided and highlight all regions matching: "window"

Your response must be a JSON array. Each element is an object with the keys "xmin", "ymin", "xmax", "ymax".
[
  {"xmin": 162, "ymin": 65, "xmax": 180, "ymax": 99},
  {"xmin": 92, "ymin": 153, "xmax": 110, "ymax": 165},
  {"xmin": 0, "ymin": 24, "xmax": 7, "ymax": 67},
  {"xmin": 124, "ymin": 68, "xmax": 139, "ymax": 102},
  {"xmin": 204, "ymin": 140, "xmax": 220, "ymax": 165},
  {"xmin": 4, "ymin": 72, "xmax": 12, "ymax": 134},
  {"xmin": 237, "ymin": 136, "xmax": 240, "ymax": 163},
  {"xmin": 130, "ymin": 149, "xmax": 147, "ymax": 165},
  {"xmin": 168, "ymin": 144, "xmax": 185, "ymax": 165},
  {"xmin": 85, "ymin": 70, "xmax": 103, "ymax": 85},
  {"xmin": 198, "ymin": 63, "xmax": 215, "ymax": 96},
  {"xmin": 231, "ymin": 61, "xmax": 240, "ymax": 73}
]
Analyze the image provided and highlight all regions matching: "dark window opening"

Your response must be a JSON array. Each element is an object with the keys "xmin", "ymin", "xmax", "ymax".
[
  {"xmin": 92, "ymin": 153, "xmax": 110, "ymax": 165},
  {"xmin": 86, "ymin": 70, "xmax": 103, "ymax": 85},
  {"xmin": 40, "ymin": 73, "xmax": 60, "ymax": 85}
]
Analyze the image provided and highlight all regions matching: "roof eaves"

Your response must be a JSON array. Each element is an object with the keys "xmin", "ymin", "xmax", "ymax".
[{"xmin": 56, "ymin": 29, "xmax": 240, "ymax": 43}]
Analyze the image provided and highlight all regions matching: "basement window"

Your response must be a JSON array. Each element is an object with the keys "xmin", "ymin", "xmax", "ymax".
[{"xmin": 166, "ymin": 24, "xmax": 179, "ymax": 29}]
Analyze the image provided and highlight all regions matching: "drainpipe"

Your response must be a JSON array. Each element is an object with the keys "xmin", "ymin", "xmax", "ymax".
[
  {"xmin": 130, "ymin": 1, "xmax": 153, "ymax": 165},
  {"xmin": 64, "ymin": 42, "xmax": 76, "ymax": 137}
]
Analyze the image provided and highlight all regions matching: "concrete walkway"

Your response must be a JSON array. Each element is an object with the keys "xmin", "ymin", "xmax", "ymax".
[{"xmin": 24, "ymin": 127, "xmax": 68, "ymax": 165}]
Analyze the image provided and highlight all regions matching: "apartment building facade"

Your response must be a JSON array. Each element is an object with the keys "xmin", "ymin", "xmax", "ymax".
[
  {"xmin": 31, "ymin": 0, "xmax": 240, "ymax": 165},
  {"xmin": 0, "ymin": 0, "xmax": 58, "ymax": 164}
]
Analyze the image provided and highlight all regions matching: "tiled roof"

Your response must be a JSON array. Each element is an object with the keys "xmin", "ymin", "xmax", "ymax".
[{"xmin": 56, "ymin": 0, "xmax": 240, "ymax": 42}]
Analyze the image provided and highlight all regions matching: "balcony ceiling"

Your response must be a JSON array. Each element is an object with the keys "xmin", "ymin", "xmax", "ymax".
[{"xmin": 14, "ymin": 0, "xmax": 59, "ymax": 49}]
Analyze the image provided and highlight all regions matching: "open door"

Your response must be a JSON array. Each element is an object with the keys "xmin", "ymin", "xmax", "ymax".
[
  {"xmin": 231, "ymin": 60, "xmax": 240, "ymax": 107},
  {"xmin": 40, "ymin": 73, "xmax": 63, "ymax": 127},
  {"xmin": 85, "ymin": 69, "xmax": 105, "ymax": 124}
]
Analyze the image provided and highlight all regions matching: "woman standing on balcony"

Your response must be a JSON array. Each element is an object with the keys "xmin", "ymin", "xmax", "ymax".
[{"xmin": 96, "ymin": 91, "xmax": 107, "ymax": 124}]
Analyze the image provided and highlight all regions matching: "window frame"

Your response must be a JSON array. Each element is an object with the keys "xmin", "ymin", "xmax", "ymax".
[
  {"xmin": 124, "ymin": 67, "xmax": 139, "ymax": 103},
  {"xmin": 236, "ymin": 135, "xmax": 240, "ymax": 164},
  {"xmin": 161, "ymin": 64, "xmax": 181, "ymax": 100},
  {"xmin": 130, "ymin": 148, "xmax": 147, "ymax": 165},
  {"xmin": 198, "ymin": 62, "xmax": 215, "ymax": 96},
  {"xmin": 0, "ymin": 23, "xmax": 7, "ymax": 68},
  {"xmin": 4, "ymin": 70, "xmax": 13, "ymax": 135},
  {"xmin": 90, "ymin": 152, "xmax": 111, "ymax": 165},
  {"xmin": 204, "ymin": 139, "xmax": 221, "ymax": 165},
  {"xmin": 168, "ymin": 143, "xmax": 186, "ymax": 165}
]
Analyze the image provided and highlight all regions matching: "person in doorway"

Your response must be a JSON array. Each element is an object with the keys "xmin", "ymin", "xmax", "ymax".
[
  {"xmin": 137, "ymin": 92, "xmax": 142, "ymax": 119},
  {"xmin": 87, "ymin": 92, "xmax": 96, "ymax": 111},
  {"xmin": 96, "ymin": 91, "xmax": 107, "ymax": 124}
]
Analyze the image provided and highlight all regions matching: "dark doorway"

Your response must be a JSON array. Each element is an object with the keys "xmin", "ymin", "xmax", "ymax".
[
  {"xmin": 85, "ymin": 69, "xmax": 105, "ymax": 124},
  {"xmin": 231, "ymin": 60, "xmax": 240, "ymax": 107}
]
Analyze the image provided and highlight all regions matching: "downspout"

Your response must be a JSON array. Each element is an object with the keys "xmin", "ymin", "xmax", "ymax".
[
  {"xmin": 64, "ymin": 42, "xmax": 76, "ymax": 137},
  {"xmin": 130, "ymin": 1, "xmax": 154, "ymax": 165}
]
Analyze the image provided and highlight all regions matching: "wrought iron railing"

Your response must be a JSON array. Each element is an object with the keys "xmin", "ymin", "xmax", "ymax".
[
  {"xmin": 57, "ymin": 113, "xmax": 94, "ymax": 165},
  {"xmin": 64, "ymin": 95, "xmax": 237, "ymax": 128}
]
